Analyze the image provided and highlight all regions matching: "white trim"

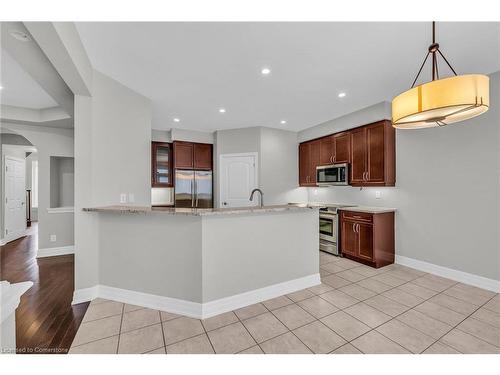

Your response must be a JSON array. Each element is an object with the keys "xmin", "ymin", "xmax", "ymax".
[
  {"xmin": 71, "ymin": 273, "xmax": 320, "ymax": 319},
  {"xmin": 72, "ymin": 285, "xmax": 99, "ymax": 305},
  {"xmin": 202, "ymin": 273, "xmax": 320, "ymax": 318},
  {"xmin": 47, "ymin": 206, "xmax": 74, "ymax": 214},
  {"xmin": 0, "ymin": 281, "xmax": 33, "ymax": 323},
  {"xmin": 37, "ymin": 245, "xmax": 74, "ymax": 258},
  {"xmin": 396, "ymin": 255, "xmax": 500, "ymax": 293},
  {"xmin": 1, "ymin": 228, "xmax": 28, "ymax": 246}
]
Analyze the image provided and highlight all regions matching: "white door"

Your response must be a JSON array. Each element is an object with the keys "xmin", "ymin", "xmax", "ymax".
[
  {"xmin": 219, "ymin": 153, "xmax": 258, "ymax": 208},
  {"xmin": 4, "ymin": 156, "xmax": 26, "ymax": 242}
]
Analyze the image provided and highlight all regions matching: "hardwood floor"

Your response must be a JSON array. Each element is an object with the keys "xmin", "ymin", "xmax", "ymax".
[{"xmin": 0, "ymin": 223, "xmax": 89, "ymax": 354}]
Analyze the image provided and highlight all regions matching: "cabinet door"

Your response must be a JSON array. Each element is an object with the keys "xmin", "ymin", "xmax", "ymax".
[
  {"xmin": 319, "ymin": 136, "xmax": 333, "ymax": 165},
  {"xmin": 333, "ymin": 132, "xmax": 350, "ymax": 163},
  {"xmin": 173, "ymin": 141, "xmax": 194, "ymax": 169},
  {"xmin": 309, "ymin": 140, "xmax": 321, "ymax": 185},
  {"xmin": 350, "ymin": 127, "xmax": 367, "ymax": 184},
  {"xmin": 357, "ymin": 223, "xmax": 374, "ymax": 261},
  {"xmin": 366, "ymin": 122, "xmax": 385, "ymax": 183},
  {"xmin": 193, "ymin": 143, "xmax": 212, "ymax": 170},
  {"xmin": 152, "ymin": 142, "xmax": 172, "ymax": 187},
  {"xmin": 299, "ymin": 143, "xmax": 310, "ymax": 186},
  {"xmin": 341, "ymin": 220, "xmax": 357, "ymax": 257}
]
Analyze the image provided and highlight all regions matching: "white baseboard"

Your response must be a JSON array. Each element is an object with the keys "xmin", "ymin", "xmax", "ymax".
[
  {"xmin": 71, "ymin": 273, "xmax": 321, "ymax": 319},
  {"xmin": 202, "ymin": 273, "xmax": 320, "ymax": 318},
  {"xmin": 396, "ymin": 255, "xmax": 500, "ymax": 293},
  {"xmin": 72, "ymin": 285, "xmax": 99, "ymax": 304},
  {"xmin": 37, "ymin": 245, "xmax": 74, "ymax": 258}
]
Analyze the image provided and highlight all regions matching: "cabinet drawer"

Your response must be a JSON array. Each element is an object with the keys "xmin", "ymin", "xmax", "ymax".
[{"xmin": 341, "ymin": 211, "xmax": 373, "ymax": 223}]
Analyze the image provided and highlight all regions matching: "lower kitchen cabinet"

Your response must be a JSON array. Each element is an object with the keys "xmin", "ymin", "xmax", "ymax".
[{"xmin": 340, "ymin": 210, "xmax": 394, "ymax": 268}]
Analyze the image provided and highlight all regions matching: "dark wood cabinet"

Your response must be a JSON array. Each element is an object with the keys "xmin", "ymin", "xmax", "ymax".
[
  {"xmin": 298, "ymin": 140, "xmax": 320, "ymax": 186},
  {"xmin": 173, "ymin": 141, "xmax": 194, "ymax": 169},
  {"xmin": 350, "ymin": 127, "xmax": 367, "ymax": 184},
  {"xmin": 340, "ymin": 210, "xmax": 395, "ymax": 268},
  {"xmin": 299, "ymin": 119, "xmax": 395, "ymax": 187},
  {"xmin": 332, "ymin": 132, "xmax": 350, "ymax": 164},
  {"xmin": 193, "ymin": 143, "xmax": 212, "ymax": 170},
  {"xmin": 319, "ymin": 136, "xmax": 333, "ymax": 165},
  {"xmin": 151, "ymin": 142, "xmax": 173, "ymax": 187},
  {"xmin": 173, "ymin": 141, "xmax": 213, "ymax": 170},
  {"xmin": 299, "ymin": 143, "xmax": 310, "ymax": 186},
  {"xmin": 349, "ymin": 120, "xmax": 395, "ymax": 187}
]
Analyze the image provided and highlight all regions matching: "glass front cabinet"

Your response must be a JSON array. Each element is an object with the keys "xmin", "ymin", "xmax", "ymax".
[{"xmin": 152, "ymin": 142, "xmax": 173, "ymax": 187}]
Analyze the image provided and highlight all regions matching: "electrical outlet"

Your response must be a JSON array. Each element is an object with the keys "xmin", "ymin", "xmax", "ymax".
[
  {"xmin": 50, "ymin": 234, "xmax": 57, "ymax": 242},
  {"xmin": 128, "ymin": 193, "xmax": 135, "ymax": 203},
  {"xmin": 120, "ymin": 193, "xmax": 127, "ymax": 204},
  {"xmin": 375, "ymin": 190, "xmax": 382, "ymax": 199}
]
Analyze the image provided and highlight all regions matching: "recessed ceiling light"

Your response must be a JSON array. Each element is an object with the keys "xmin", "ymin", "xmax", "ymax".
[
  {"xmin": 338, "ymin": 92, "xmax": 347, "ymax": 98},
  {"xmin": 9, "ymin": 29, "xmax": 31, "ymax": 42},
  {"xmin": 219, "ymin": 108, "xmax": 226, "ymax": 113},
  {"xmin": 0, "ymin": 86, "xmax": 3, "ymax": 90},
  {"xmin": 261, "ymin": 67, "xmax": 271, "ymax": 75},
  {"xmin": 280, "ymin": 120, "xmax": 287, "ymax": 125},
  {"xmin": 173, "ymin": 118, "xmax": 180, "ymax": 122}
]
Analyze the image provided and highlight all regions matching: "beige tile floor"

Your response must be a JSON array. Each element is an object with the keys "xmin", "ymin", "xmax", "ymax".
[{"xmin": 69, "ymin": 252, "xmax": 500, "ymax": 354}]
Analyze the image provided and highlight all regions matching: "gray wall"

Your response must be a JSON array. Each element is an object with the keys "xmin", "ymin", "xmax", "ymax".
[
  {"xmin": 301, "ymin": 71, "xmax": 500, "ymax": 282},
  {"xmin": 214, "ymin": 126, "xmax": 307, "ymax": 207},
  {"xmin": 259, "ymin": 127, "xmax": 306, "ymax": 205},
  {"xmin": 75, "ymin": 70, "xmax": 152, "ymax": 290},
  {"xmin": 50, "ymin": 156, "xmax": 75, "ymax": 207},
  {"xmin": 1, "ymin": 123, "xmax": 74, "ymax": 249}
]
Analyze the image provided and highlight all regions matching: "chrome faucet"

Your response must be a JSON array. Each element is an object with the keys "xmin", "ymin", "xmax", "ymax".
[{"xmin": 249, "ymin": 188, "xmax": 264, "ymax": 208}]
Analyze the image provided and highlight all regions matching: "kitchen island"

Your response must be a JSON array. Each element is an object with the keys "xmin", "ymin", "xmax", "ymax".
[{"xmin": 76, "ymin": 205, "xmax": 319, "ymax": 318}]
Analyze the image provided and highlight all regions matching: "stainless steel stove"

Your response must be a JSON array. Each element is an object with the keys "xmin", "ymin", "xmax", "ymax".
[{"xmin": 318, "ymin": 204, "xmax": 353, "ymax": 255}]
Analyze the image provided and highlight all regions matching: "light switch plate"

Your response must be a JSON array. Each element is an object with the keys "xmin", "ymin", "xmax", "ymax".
[
  {"xmin": 128, "ymin": 193, "xmax": 135, "ymax": 203},
  {"xmin": 50, "ymin": 234, "xmax": 57, "ymax": 242},
  {"xmin": 375, "ymin": 191, "xmax": 381, "ymax": 199},
  {"xmin": 120, "ymin": 193, "xmax": 127, "ymax": 203}
]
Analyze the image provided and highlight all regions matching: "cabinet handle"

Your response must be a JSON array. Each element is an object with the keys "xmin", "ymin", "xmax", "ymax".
[
  {"xmin": 330, "ymin": 155, "xmax": 333, "ymax": 163},
  {"xmin": 356, "ymin": 223, "xmax": 360, "ymax": 233},
  {"xmin": 353, "ymin": 224, "xmax": 356, "ymax": 233}
]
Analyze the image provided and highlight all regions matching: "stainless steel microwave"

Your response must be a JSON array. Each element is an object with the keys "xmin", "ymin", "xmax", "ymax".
[{"xmin": 316, "ymin": 163, "xmax": 349, "ymax": 186}]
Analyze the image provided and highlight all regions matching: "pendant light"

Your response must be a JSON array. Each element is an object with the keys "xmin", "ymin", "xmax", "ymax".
[{"xmin": 392, "ymin": 22, "xmax": 489, "ymax": 129}]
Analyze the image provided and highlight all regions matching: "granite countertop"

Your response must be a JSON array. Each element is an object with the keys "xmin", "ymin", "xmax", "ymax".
[
  {"xmin": 292, "ymin": 202, "xmax": 396, "ymax": 213},
  {"xmin": 338, "ymin": 206, "xmax": 396, "ymax": 214},
  {"xmin": 83, "ymin": 204, "xmax": 317, "ymax": 217}
]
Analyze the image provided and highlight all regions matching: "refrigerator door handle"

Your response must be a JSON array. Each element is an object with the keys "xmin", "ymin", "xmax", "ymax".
[
  {"xmin": 191, "ymin": 179, "xmax": 195, "ymax": 207},
  {"xmin": 194, "ymin": 177, "xmax": 198, "ymax": 207}
]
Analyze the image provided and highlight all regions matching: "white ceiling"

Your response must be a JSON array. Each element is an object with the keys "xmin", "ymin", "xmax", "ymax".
[
  {"xmin": 0, "ymin": 48, "xmax": 59, "ymax": 109},
  {"xmin": 75, "ymin": 22, "xmax": 500, "ymax": 132}
]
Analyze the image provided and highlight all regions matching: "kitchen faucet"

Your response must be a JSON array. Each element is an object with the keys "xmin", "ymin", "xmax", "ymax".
[{"xmin": 249, "ymin": 188, "xmax": 264, "ymax": 208}]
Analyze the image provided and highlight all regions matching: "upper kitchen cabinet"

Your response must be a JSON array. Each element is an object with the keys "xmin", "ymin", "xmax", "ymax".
[
  {"xmin": 173, "ymin": 141, "xmax": 213, "ymax": 170},
  {"xmin": 332, "ymin": 132, "xmax": 351, "ymax": 164},
  {"xmin": 193, "ymin": 143, "xmax": 213, "ymax": 170},
  {"xmin": 318, "ymin": 132, "xmax": 350, "ymax": 166},
  {"xmin": 319, "ymin": 136, "xmax": 333, "ymax": 165},
  {"xmin": 299, "ymin": 140, "xmax": 320, "ymax": 186},
  {"xmin": 350, "ymin": 120, "xmax": 395, "ymax": 187},
  {"xmin": 299, "ymin": 119, "xmax": 394, "ymax": 187},
  {"xmin": 151, "ymin": 142, "xmax": 173, "ymax": 187}
]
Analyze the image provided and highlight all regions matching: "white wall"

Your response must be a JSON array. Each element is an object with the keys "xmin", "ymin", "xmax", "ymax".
[
  {"xmin": 301, "ymin": 71, "xmax": 500, "ymax": 282},
  {"xmin": 74, "ymin": 70, "xmax": 153, "ymax": 290},
  {"xmin": 0, "ymin": 123, "xmax": 74, "ymax": 249}
]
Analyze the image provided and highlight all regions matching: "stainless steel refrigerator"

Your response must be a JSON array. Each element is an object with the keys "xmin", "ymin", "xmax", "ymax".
[{"xmin": 174, "ymin": 170, "xmax": 213, "ymax": 208}]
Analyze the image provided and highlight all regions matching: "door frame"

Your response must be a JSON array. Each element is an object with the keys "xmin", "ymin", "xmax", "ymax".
[
  {"xmin": 2, "ymin": 154, "xmax": 27, "ymax": 244},
  {"xmin": 218, "ymin": 152, "xmax": 259, "ymax": 208}
]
